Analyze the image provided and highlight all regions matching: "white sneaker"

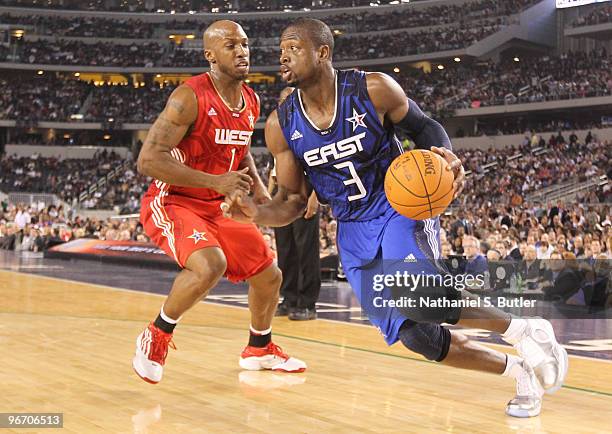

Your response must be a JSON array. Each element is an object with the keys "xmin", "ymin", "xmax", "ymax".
[
  {"xmin": 239, "ymin": 342, "xmax": 307, "ymax": 372},
  {"xmin": 132, "ymin": 323, "xmax": 176, "ymax": 384},
  {"xmin": 504, "ymin": 319, "xmax": 568, "ymax": 394},
  {"xmin": 506, "ymin": 363, "xmax": 544, "ymax": 418}
]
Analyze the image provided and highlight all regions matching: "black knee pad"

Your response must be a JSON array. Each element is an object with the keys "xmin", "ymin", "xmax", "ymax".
[{"xmin": 398, "ymin": 320, "xmax": 451, "ymax": 362}]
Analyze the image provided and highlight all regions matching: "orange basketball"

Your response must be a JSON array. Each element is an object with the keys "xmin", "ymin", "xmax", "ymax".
[{"xmin": 384, "ymin": 149, "xmax": 455, "ymax": 220}]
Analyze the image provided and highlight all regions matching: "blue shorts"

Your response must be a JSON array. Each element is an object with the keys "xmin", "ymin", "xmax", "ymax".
[{"xmin": 337, "ymin": 203, "xmax": 442, "ymax": 345}]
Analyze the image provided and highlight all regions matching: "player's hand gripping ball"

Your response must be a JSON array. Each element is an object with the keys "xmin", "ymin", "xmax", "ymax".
[{"xmin": 384, "ymin": 149, "xmax": 455, "ymax": 220}]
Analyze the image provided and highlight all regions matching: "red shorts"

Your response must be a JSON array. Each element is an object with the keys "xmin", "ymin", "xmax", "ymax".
[{"xmin": 141, "ymin": 193, "xmax": 274, "ymax": 283}]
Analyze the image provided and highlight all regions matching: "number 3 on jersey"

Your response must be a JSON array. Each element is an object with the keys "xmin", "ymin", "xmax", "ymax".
[{"xmin": 334, "ymin": 161, "xmax": 367, "ymax": 201}]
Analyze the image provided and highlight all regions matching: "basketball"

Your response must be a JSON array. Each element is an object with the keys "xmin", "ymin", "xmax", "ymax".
[{"xmin": 384, "ymin": 149, "xmax": 455, "ymax": 220}]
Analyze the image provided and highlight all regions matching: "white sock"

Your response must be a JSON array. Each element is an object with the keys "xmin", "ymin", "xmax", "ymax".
[
  {"xmin": 160, "ymin": 306, "xmax": 180, "ymax": 324},
  {"xmin": 250, "ymin": 325, "xmax": 272, "ymax": 335},
  {"xmin": 502, "ymin": 318, "xmax": 527, "ymax": 345},
  {"xmin": 502, "ymin": 354, "xmax": 524, "ymax": 379}
]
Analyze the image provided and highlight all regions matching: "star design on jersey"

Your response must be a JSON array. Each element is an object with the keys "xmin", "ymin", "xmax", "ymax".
[
  {"xmin": 345, "ymin": 108, "xmax": 367, "ymax": 132},
  {"xmin": 248, "ymin": 111, "xmax": 255, "ymax": 129},
  {"xmin": 187, "ymin": 229, "xmax": 208, "ymax": 244}
]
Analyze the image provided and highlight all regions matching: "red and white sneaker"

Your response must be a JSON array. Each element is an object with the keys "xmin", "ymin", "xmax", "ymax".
[
  {"xmin": 132, "ymin": 323, "xmax": 176, "ymax": 384},
  {"xmin": 239, "ymin": 342, "xmax": 306, "ymax": 373}
]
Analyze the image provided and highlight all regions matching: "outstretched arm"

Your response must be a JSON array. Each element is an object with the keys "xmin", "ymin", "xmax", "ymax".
[
  {"xmin": 223, "ymin": 110, "xmax": 310, "ymax": 227},
  {"xmin": 137, "ymin": 85, "xmax": 252, "ymax": 196}
]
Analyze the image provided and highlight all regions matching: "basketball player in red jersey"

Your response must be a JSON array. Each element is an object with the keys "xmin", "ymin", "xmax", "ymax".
[{"xmin": 132, "ymin": 20, "xmax": 306, "ymax": 384}]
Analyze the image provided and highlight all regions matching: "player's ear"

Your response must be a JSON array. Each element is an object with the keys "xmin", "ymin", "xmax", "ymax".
[
  {"xmin": 205, "ymin": 49, "xmax": 216, "ymax": 64},
  {"xmin": 319, "ymin": 45, "xmax": 331, "ymax": 62}
]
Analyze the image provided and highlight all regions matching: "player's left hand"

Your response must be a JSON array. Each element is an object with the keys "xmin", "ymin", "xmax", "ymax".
[
  {"xmin": 221, "ymin": 193, "xmax": 257, "ymax": 224},
  {"xmin": 252, "ymin": 183, "xmax": 272, "ymax": 205},
  {"xmin": 430, "ymin": 146, "xmax": 465, "ymax": 199}
]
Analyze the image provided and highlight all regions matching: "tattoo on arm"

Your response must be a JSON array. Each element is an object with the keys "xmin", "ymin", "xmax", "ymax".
[
  {"xmin": 168, "ymin": 99, "xmax": 185, "ymax": 114},
  {"xmin": 148, "ymin": 116, "xmax": 181, "ymax": 147}
]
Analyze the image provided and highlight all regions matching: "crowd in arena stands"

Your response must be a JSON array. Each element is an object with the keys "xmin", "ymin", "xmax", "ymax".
[
  {"xmin": 572, "ymin": 5, "xmax": 612, "ymax": 27},
  {"xmin": 86, "ymin": 82, "xmax": 175, "ymax": 123},
  {"xmin": 0, "ymin": 0, "xmax": 539, "ymax": 14},
  {"xmin": 2, "ymin": 49, "xmax": 609, "ymax": 127},
  {"xmin": 0, "ymin": 0, "xmax": 538, "ymax": 40},
  {"xmin": 457, "ymin": 137, "xmax": 610, "ymax": 209},
  {"xmin": 0, "ymin": 200, "xmax": 151, "ymax": 252},
  {"xmin": 0, "ymin": 149, "xmax": 149, "ymax": 210},
  {"xmin": 394, "ymin": 49, "xmax": 611, "ymax": 114},
  {"xmin": 8, "ymin": 39, "xmax": 167, "ymax": 67},
  {"xmin": 0, "ymin": 14, "xmax": 155, "ymax": 39},
  {"xmin": 2, "ymin": 20, "xmax": 505, "ymax": 68},
  {"xmin": 465, "ymin": 116, "xmax": 607, "ymax": 137},
  {"xmin": 0, "ymin": 75, "xmax": 89, "ymax": 121},
  {"xmin": 439, "ymin": 200, "xmax": 611, "ymax": 303}
]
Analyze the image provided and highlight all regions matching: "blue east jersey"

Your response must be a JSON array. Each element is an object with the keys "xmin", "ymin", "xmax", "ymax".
[
  {"xmin": 278, "ymin": 69, "xmax": 402, "ymax": 222},
  {"xmin": 278, "ymin": 69, "xmax": 443, "ymax": 345}
]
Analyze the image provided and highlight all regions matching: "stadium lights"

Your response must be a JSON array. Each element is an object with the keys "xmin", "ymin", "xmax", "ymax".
[
  {"xmin": 514, "ymin": 57, "xmax": 520, "ymax": 62},
  {"xmin": 333, "ymin": 29, "xmax": 342, "ymax": 35},
  {"xmin": 393, "ymin": 67, "xmax": 400, "ymax": 73},
  {"xmin": 437, "ymin": 64, "xmax": 445, "ymax": 70},
  {"xmin": 103, "ymin": 135, "xmax": 111, "ymax": 140},
  {"xmin": 156, "ymin": 74, "xmax": 162, "ymax": 78},
  {"xmin": 169, "ymin": 35, "xmax": 175, "ymax": 39},
  {"xmin": 186, "ymin": 35, "xmax": 195, "ymax": 39},
  {"xmin": 74, "ymin": 72, "xmax": 80, "ymax": 77},
  {"xmin": 70, "ymin": 114, "xmax": 83, "ymax": 120},
  {"xmin": 37, "ymin": 70, "xmax": 44, "ymax": 75},
  {"xmin": 454, "ymin": 57, "xmax": 461, "ymax": 62},
  {"xmin": 63, "ymin": 134, "xmax": 71, "ymax": 139}
]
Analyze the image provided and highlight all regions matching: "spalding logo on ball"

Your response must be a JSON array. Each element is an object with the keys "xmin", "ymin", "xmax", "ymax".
[{"xmin": 384, "ymin": 149, "xmax": 455, "ymax": 220}]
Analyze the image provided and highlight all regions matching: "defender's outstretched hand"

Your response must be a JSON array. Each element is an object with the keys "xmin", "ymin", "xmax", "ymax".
[{"xmin": 431, "ymin": 146, "xmax": 465, "ymax": 199}]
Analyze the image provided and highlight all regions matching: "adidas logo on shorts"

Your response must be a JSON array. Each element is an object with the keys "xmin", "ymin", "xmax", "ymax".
[
  {"xmin": 208, "ymin": 107, "xmax": 218, "ymax": 116},
  {"xmin": 291, "ymin": 130, "xmax": 303, "ymax": 140}
]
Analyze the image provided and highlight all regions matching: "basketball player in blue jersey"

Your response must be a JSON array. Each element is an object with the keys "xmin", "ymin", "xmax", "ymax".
[{"xmin": 223, "ymin": 18, "xmax": 567, "ymax": 417}]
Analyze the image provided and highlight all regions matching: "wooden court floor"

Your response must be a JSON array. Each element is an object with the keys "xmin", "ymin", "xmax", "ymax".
[{"xmin": 1, "ymin": 269, "xmax": 611, "ymax": 433}]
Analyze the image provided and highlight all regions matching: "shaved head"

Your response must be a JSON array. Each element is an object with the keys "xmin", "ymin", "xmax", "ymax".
[
  {"xmin": 204, "ymin": 20, "xmax": 246, "ymax": 50},
  {"xmin": 202, "ymin": 20, "xmax": 250, "ymax": 80}
]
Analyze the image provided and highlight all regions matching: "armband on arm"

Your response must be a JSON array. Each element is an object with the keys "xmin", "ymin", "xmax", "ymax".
[{"xmin": 395, "ymin": 99, "xmax": 452, "ymax": 151}]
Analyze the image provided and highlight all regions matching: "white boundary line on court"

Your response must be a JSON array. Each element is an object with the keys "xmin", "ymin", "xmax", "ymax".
[{"xmin": 2, "ymin": 268, "xmax": 611, "ymax": 365}]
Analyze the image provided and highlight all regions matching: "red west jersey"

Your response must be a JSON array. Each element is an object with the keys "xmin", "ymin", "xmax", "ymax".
[{"xmin": 145, "ymin": 73, "xmax": 259, "ymax": 202}]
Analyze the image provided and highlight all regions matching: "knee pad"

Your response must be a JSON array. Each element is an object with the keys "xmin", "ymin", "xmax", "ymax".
[{"xmin": 398, "ymin": 320, "xmax": 451, "ymax": 362}]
